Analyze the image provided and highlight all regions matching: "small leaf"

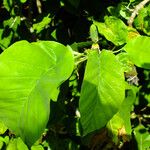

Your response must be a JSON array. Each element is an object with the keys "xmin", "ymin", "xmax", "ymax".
[
  {"xmin": 0, "ymin": 41, "xmax": 74, "ymax": 146},
  {"xmin": 94, "ymin": 16, "xmax": 128, "ymax": 45},
  {"xmin": 79, "ymin": 50, "xmax": 125, "ymax": 135},
  {"xmin": 0, "ymin": 29, "xmax": 13, "ymax": 50},
  {"xmin": 20, "ymin": 0, "xmax": 27, "ymax": 3},
  {"xmin": 31, "ymin": 145, "xmax": 44, "ymax": 150},
  {"xmin": 33, "ymin": 15, "xmax": 51, "ymax": 34},
  {"xmin": 124, "ymin": 36, "xmax": 150, "ymax": 69},
  {"xmin": 127, "ymin": 27, "xmax": 140, "ymax": 41},
  {"xmin": 7, "ymin": 138, "xmax": 28, "ymax": 150},
  {"xmin": 90, "ymin": 24, "xmax": 98, "ymax": 43},
  {"xmin": 134, "ymin": 125, "xmax": 150, "ymax": 150},
  {"xmin": 3, "ymin": 17, "xmax": 21, "ymax": 31},
  {"xmin": 3, "ymin": 0, "xmax": 13, "ymax": 11}
]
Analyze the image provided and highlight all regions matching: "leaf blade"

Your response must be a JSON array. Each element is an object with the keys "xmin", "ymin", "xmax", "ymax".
[
  {"xmin": 79, "ymin": 50, "xmax": 125, "ymax": 135},
  {"xmin": 0, "ymin": 40, "xmax": 74, "ymax": 146},
  {"xmin": 124, "ymin": 36, "xmax": 150, "ymax": 69}
]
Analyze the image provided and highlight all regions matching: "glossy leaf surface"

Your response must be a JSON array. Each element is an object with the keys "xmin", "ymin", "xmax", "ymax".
[
  {"xmin": 79, "ymin": 50, "xmax": 125, "ymax": 135},
  {"xmin": 0, "ymin": 41, "xmax": 74, "ymax": 146}
]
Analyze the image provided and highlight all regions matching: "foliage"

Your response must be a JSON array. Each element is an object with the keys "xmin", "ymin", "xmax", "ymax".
[{"xmin": 0, "ymin": 0, "xmax": 150, "ymax": 149}]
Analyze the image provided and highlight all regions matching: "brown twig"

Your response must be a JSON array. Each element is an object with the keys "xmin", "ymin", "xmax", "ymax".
[{"xmin": 127, "ymin": 0, "xmax": 150, "ymax": 27}]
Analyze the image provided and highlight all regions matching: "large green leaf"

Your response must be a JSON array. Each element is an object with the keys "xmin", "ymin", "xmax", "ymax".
[
  {"xmin": 79, "ymin": 50, "xmax": 125, "ymax": 135},
  {"xmin": 94, "ymin": 16, "xmax": 128, "ymax": 45},
  {"xmin": 124, "ymin": 36, "xmax": 150, "ymax": 69},
  {"xmin": 0, "ymin": 41, "xmax": 74, "ymax": 146}
]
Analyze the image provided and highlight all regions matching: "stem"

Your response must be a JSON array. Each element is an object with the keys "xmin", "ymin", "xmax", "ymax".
[
  {"xmin": 113, "ymin": 49, "xmax": 123, "ymax": 54},
  {"xmin": 73, "ymin": 51, "xmax": 85, "ymax": 60},
  {"xmin": 127, "ymin": 0, "xmax": 150, "ymax": 27},
  {"xmin": 75, "ymin": 57, "xmax": 87, "ymax": 66}
]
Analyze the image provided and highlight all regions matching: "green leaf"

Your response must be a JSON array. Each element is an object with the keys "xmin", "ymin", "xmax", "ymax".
[
  {"xmin": 31, "ymin": 145, "xmax": 44, "ymax": 150},
  {"xmin": 3, "ymin": 0, "xmax": 13, "ymax": 11},
  {"xmin": 0, "ymin": 140, "xmax": 3, "ymax": 149},
  {"xmin": 116, "ymin": 52, "xmax": 134, "ymax": 73},
  {"xmin": 79, "ymin": 50, "xmax": 125, "ymax": 135},
  {"xmin": 94, "ymin": 16, "xmax": 128, "ymax": 45},
  {"xmin": 0, "ymin": 29, "xmax": 13, "ymax": 50},
  {"xmin": 6, "ymin": 138, "xmax": 28, "ymax": 150},
  {"xmin": 0, "ymin": 136, "xmax": 9, "ymax": 145},
  {"xmin": 107, "ymin": 2, "xmax": 130, "ymax": 20},
  {"xmin": 134, "ymin": 4, "xmax": 150, "ymax": 36},
  {"xmin": 0, "ymin": 41, "xmax": 74, "ymax": 146},
  {"xmin": 0, "ymin": 121, "xmax": 7, "ymax": 134},
  {"xmin": 20, "ymin": 0, "xmax": 27, "ymax": 3},
  {"xmin": 124, "ymin": 36, "xmax": 150, "ymax": 69},
  {"xmin": 90, "ymin": 24, "xmax": 98, "ymax": 43},
  {"xmin": 134, "ymin": 125, "xmax": 150, "ymax": 150},
  {"xmin": 3, "ymin": 17, "xmax": 21, "ymax": 31},
  {"xmin": 33, "ymin": 15, "xmax": 51, "ymax": 34},
  {"xmin": 107, "ymin": 87, "xmax": 137, "ymax": 144}
]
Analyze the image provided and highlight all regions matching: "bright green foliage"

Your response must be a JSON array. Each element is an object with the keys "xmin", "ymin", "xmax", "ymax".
[
  {"xmin": 90, "ymin": 24, "xmax": 98, "ymax": 43},
  {"xmin": 3, "ymin": 0, "xmax": 13, "ymax": 11},
  {"xmin": 0, "ymin": 29, "xmax": 13, "ymax": 50},
  {"xmin": 0, "ymin": 121, "xmax": 7, "ymax": 134},
  {"xmin": 124, "ymin": 36, "xmax": 150, "ymax": 69},
  {"xmin": 134, "ymin": 125, "xmax": 150, "ymax": 150},
  {"xmin": 20, "ymin": 0, "xmax": 27, "ymax": 3},
  {"xmin": 31, "ymin": 145, "xmax": 44, "ymax": 150},
  {"xmin": 134, "ymin": 4, "xmax": 150, "ymax": 36},
  {"xmin": 107, "ymin": 2, "xmax": 130, "ymax": 20},
  {"xmin": 7, "ymin": 138, "xmax": 28, "ymax": 150},
  {"xmin": 116, "ymin": 52, "xmax": 134, "ymax": 73},
  {"xmin": 0, "ymin": 41, "xmax": 74, "ymax": 146},
  {"xmin": 0, "ymin": 0, "xmax": 150, "ymax": 149},
  {"xmin": 33, "ymin": 15, "xmax": 51, "ymax": 34},
  {"xmin": 0, "ymin": 136, "xmax": 9, "ymax": 149},
  {"xmin": 94, "ymin": 16, "xmax": 128, "ymax": 45},
  {"xmin": 107, "ymin": 87, "xmax": 137, "ymax": 144},
  {"xmin": 3, "ymin": 17, "xmax": 21, "ymax": 31},
  {"xmin": 0, "ymin": 16, "xmax": 21, "ymax": 50},
  {"xmin": 79, "ymin": 50, "xmax": 125, "ymax": 135}
]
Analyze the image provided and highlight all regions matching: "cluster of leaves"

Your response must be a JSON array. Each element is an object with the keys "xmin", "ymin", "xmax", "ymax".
[{"xmin": 0, "ymin": 0, "xmax": 150, "ymax": 150}]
